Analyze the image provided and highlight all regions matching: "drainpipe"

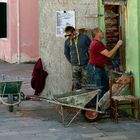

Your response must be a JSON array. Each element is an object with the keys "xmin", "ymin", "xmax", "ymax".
[{"xmin": 17, "ymin": 0, "xmax": 20, "ymax": 64}]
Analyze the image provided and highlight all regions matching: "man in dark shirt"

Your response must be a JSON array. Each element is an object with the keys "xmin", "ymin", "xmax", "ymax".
[
  {"xmin": 88, "ymin": 27, "xmax": 122, "ymax": 100},
  {"xmin": 64, "ymin": 26, "xmax": 91, "ymax": 90}
]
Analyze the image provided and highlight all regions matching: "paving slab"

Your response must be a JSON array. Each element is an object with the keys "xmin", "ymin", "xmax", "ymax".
[
  {"xmin": 93, "ymin": 135, "xmax": 128, "ymax": 140},
  {"xmin": 82, "ymin": 133, "xmax": 105, "ymax": 138}
]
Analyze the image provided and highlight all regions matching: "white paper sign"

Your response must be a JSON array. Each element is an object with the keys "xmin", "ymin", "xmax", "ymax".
[{"xmin": 56, "ymin": 11, "xmax": 75, "ymax": 37}]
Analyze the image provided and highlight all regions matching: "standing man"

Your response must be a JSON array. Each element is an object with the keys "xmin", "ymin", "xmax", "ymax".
[
  {"xmin": 64, "ymin": 26, "xmax": 91, "ymax": 90},
  {"xmin": 89, "ymin": 27, "xmax": 122, "ymax": 100}
]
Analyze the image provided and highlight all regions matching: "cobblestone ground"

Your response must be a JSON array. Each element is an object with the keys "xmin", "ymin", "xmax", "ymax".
[{"xmin": 0, "ymin": 62, "xmax": 140, "ymax": 140}]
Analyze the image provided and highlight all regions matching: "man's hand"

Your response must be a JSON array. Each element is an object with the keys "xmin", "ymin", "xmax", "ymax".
[
  {"xmin": 101, "ymin": 40, "xmax": 123, "ymax": 58},
  {"xmin": 116, "ymin": 40, "xmax": 123, "ymax": 48}
]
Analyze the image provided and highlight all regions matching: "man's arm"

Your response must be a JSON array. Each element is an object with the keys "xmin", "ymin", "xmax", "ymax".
[
  {"xmin": 64, "ymin": 42, "xmax": 71, "ymax": 63},
  {"xmin": 100, "ymin": 40, "xmax": 122, "ymax": 58}
]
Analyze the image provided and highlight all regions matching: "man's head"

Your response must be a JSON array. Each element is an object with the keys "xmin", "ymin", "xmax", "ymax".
[
  {"xmin": 64, "ymin": 26, "xmax": 76, "ymax": 39},
  {"xmin": 92, "ymin": 27, "xmax": 104, "ymax": 40}
]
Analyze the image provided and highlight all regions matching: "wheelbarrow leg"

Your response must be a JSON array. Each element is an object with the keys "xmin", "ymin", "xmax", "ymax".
[
  {"xmin": 7, "ymin": 94, "xmax": 14, "ymax": 112},
  {"xmin": 96, "ymin": 93, "xmax": 99, "ymax": 111},
  {"xmin": 60, "ymin": 105, "xmax": 64, "ymax": 124},
  {"xmin": 56, "ymin": 105, "xmax": 81, "ymax": 127},
  {"xmin": 66, "ymin": 109, "xmax": 81, "ymax": 127},
  {"xmin": 56, "ymin": 105, "xmax": 64, "ymax": 123}
]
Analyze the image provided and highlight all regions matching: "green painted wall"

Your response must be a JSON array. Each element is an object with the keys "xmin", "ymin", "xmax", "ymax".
[
  {"xmin": 126, "ymin": 0, "xmax": 140, "ymax": 97},
  {"xmin": 98, "ymin": 0, "xmax": 106, "ymax": 44},
  {"xmin": 137, "ymin": 0, "xmax": 140, "ymax": 98},
  {"xmin": 98, "ymin": 0, "xmax": 105, "ymax": 31}
]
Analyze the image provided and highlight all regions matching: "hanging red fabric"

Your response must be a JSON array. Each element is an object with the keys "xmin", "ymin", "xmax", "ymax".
[{"xmin": 31, "ymin": 58, "xmax": 48, "ymax": 96}]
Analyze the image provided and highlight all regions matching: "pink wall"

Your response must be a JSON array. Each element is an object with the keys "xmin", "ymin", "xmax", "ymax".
[
  {"xmin": 18, "ymin": 0, "xmax": 39, "ymax": 60},
  {"xmin": 10, "ymin": 0, "xmax": 18, "ymax": 62},
  {"xmin": 0, "ymin": 0, "xmax": 39, "ymax": 63}
]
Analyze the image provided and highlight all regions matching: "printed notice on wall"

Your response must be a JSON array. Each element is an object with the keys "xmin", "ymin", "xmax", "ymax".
[{"xmin": 56, "ymin": 11, "xmax": 75, "ymax": 37}]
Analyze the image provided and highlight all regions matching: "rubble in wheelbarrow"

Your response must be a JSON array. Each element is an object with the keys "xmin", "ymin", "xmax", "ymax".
[
  {"xmin": 53, "ymin": 89, "xmax": 99, "ymax": 107},
  {"xmin": 53, "ymin": 89, "xmax": 88, "ymax": 98},
  {"xmin": 53, "ymin": 84, "xmax": 98, "ymax": 99}
]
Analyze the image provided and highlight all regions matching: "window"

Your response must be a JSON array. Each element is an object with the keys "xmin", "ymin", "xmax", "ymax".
[{"xmin": 0, "ymin": 2, "xmax": 7, "ymax": 38}]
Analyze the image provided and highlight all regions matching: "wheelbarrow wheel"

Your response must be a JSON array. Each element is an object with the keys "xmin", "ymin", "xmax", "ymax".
[{"xmin": 83, "ymin": 107, "xmax": 99, "ymax": 122}]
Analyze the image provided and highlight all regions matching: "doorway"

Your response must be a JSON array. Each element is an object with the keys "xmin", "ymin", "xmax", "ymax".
[{"xmin": 104, "ymin": 2, "xmax": 126, "ymax": 71}]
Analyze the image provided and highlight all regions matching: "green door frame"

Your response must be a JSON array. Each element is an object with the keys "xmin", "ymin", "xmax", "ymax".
[{"xmin": 98, "ymin": 0, "xmax": 106, "ymax": 44}]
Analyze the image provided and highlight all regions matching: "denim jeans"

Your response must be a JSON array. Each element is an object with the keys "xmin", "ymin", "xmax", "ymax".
[
  {"xmin": 93, "ymin": 65, "xmax": 109, "ymax": 99},
  {"xmin": 87, "ymin": 64, "xmax": 95, "ymax": 84},
  {"xmin": 86, "ymin": 64, "xmax": 109, "ymax": 107}
]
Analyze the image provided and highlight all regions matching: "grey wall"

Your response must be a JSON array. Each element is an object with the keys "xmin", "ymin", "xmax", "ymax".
[{"xmin": 39, "ymin": 0, "xmax": 98, "ymax": 96}]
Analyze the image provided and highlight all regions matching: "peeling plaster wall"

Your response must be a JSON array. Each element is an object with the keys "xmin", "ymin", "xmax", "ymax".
[{"xmin": 39, "ymin": 0, "xmax": 98, "ymax": 96}]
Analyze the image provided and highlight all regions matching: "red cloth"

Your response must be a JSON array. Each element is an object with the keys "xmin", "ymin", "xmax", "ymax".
[
  {"xmin": 31, "ymin": 58, "xmax": 48, "ymax": 96},
  {"xmin": 89, "ymin": 39, "xmax": 108, "ymax": 68}
]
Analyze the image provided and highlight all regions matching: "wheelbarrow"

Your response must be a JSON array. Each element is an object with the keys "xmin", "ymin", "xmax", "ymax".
[
  {"xmin": 0, "ymin": 80, "xmax": 23, "ymax": 112},
  {"xmin": 32, "ymin": 88, "xmax": 101, "ymax": 127},
  {"xmin": 0, "ymin": 78, "xmax": 101, "ymax": 123}
]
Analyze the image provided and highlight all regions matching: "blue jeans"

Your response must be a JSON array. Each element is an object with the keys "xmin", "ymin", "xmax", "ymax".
[
  {"xmin": 87, "ymin": 64, "xmax": 95, "ymax": 85},
  {"xmin": 86, "ymin": 64, "xmax": 109, "ymax": 107},
  {"xmin": 93, "ymin": 65, "xmax": 109, "ymax": 99}
]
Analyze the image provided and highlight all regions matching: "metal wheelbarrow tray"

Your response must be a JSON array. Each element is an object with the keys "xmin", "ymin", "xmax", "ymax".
[
  {"xmin": 0, "ymin": 80, "xmax": 22, "ymax": 112},
  {"xmin": 36, "ymin": 89, "xmax": 100, "ymax": 127}
]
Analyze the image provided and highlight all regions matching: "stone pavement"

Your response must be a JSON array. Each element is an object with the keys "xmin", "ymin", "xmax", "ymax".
[{"xmin": 0, "ymin": 61, "xmax": 140, "ymax": 140}]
